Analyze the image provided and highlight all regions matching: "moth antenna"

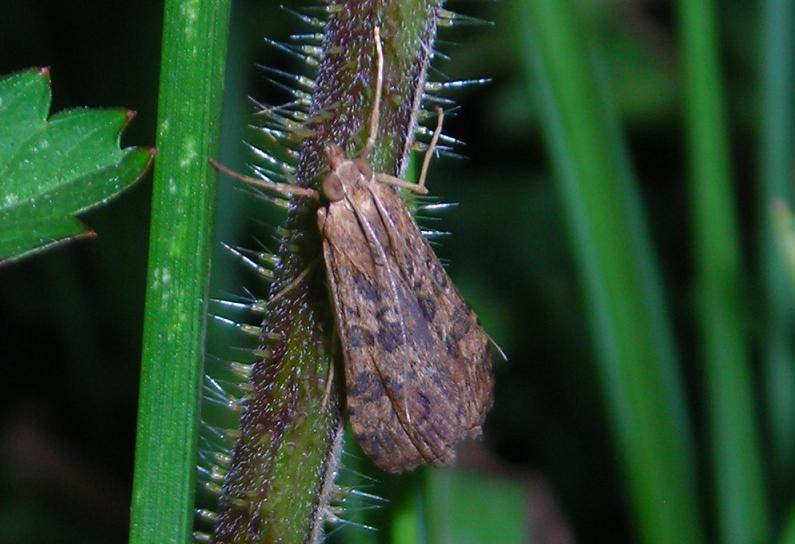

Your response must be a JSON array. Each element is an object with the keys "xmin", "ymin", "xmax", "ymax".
[
  {"xmin": 362, "ymin": 26, "xmax": 384, "ymax": 159},
  {"xmin": 417, "ymin": 107, "xmax": 444, "ymax": 190}
]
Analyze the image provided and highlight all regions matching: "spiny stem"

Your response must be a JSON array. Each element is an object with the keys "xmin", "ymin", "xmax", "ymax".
[{"xmin": 212, "ymin": 2, "xmax": 443, "ymax": 543}]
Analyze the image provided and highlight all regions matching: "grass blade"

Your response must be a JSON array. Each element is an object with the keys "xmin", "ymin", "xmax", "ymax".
[
  {"xmin": 517, "ymin": 1, "xmax": 704, "ymax": 542},
  {"xmin": 128, "ymin": 1, "xmax": 231, "ymax": 542},
  {"xmin": 679, "ymin": 2, "xmax": 770, "ymax": 542},
  {"xmin": 759, "ymin": 0, "xmax": 795, "ymax": 511}
]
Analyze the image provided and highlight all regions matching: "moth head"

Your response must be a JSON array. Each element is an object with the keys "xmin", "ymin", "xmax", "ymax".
[{"xmin": 322, "ymin": 172, "xmax": 345, "ymax": 202}]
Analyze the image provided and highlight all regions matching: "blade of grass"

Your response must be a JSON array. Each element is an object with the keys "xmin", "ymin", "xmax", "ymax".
[
  {"xmin": 517, "ymin": 1, "xmax": 704, "ymax": 543},
  {"xmin": 391, "ymin": 474, "xmax": 425, "ymax": 544},
  {"xmin": 759, "ymin": 0, "xmax": 795, "ymax": 512},
  {"xmin": 780, "ymin": 506, "xmax": 795, "ymax": 544},
  {"xmin": 679, "ymin": 1, "xmax": 770, "ymax": 542},
  {"xmin": 128, "ymin": 1, "xmax": 231, "ymax": 543},
  {"xmin": 424, "ymin": 470, "xmax": 528, "ymax": 544}
]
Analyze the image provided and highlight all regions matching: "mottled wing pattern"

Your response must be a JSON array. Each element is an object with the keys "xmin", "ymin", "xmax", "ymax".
[{"xmin": 321, "ymin": 180, "xmax": 493, "ymax": 473}]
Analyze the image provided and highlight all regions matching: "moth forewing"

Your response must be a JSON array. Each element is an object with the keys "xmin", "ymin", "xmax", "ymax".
[{"xmin": 320, "ymin": 169, "xmax": 493, "ymax": 473}]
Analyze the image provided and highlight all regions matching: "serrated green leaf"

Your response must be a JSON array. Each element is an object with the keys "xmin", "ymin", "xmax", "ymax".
[
  {"xmin": 0, "ymin": 216, "xmax": 88, "ymax": 262},
  {"xmin": 0, "ymin": 67, "xmax": 153, "ymax": 264}
]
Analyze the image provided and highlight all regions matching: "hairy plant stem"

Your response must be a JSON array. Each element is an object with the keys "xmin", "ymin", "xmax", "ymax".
[{"xmin": 213, "ymin": 2, "xmax": 442, "ymax": 543}]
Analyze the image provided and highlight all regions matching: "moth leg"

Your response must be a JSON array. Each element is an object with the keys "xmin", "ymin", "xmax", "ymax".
[
  {"xmin": 417, "ymin": 107, "xmax": 445, "ymax": 191},
  {"xmin": 361, "ymin": 26, "xmax": 384, "ymax": 159},
  {"xmin": 209, "ymin": 158, "xmax": 319, "ymax": 200},
  {"xmin": 268, "ymin": 260, "xmax": 318, "ymax": 306}
]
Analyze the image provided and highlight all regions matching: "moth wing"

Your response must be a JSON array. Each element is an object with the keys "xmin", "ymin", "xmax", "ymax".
[
  {"xmin": 322, "ymin": 197, "xmax": 424, "ymax": 471},
  {"xmin": 322, "ymin": 181, "xmax": 493, "ymax": 473}
]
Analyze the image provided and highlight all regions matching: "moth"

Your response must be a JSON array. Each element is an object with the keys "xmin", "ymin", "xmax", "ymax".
[{"xmin": 212, "ymin": 27, "xmax": 494, "ymax": 473}]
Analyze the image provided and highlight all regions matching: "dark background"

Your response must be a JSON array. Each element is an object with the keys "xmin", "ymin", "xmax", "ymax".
[{"xmin": 0, "ymin": 1, "xmax": 761, "ymax": 542}]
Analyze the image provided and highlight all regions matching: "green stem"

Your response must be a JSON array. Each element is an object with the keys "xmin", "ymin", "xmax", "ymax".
[
  {"xmin": 759, "ymin": 0, "xmax": 795, "ymax": 512},
  {"xmin": 679, "ymin": 1, "xmax": 769, "ymax": 542},
  {"xmin": 129, "ymin": 2, "xmax": 231, "ymax": 543},
  {"xmin": 518, "ymin": 1, "xmax": 704, "ymax": 543}
]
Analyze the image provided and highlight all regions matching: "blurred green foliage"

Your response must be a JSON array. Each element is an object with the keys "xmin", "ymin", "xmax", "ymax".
[{"xmin": 1, "ymin": 0, "xmax": 794, "ymax": 543}]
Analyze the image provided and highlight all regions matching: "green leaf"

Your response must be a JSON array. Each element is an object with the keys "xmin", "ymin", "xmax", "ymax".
[{"xmin": 0, "ymin": 67, "xmax": 153, "ymax": 264}]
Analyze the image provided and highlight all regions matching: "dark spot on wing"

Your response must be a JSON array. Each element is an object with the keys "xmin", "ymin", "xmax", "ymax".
[
  {"xmin": 415, "ymin": 391, "xmax": 432, "ymax": 421},
  {"xmin": 450, "ymin": 307, "xmax": 471, "ymax": 340},
  {"xmin": 384, "ymin": 374, "xmax": 404, "ymax": 394},
  {"xmin": 433, "ymin": 265, "xmax": 448, "ymax": 289},
  {"xmin": 349, "ymin": 371, "xmax": 385, "ymax": 402},
  {"xmin": 377, "ymin": 321, "xmax": 404, "ymax": 353},
  {"xmin": 431, "ymin": 367, "xmax": 449, "ymax": 391},
  {"xmin": 375, "ymin": 306, "xmax": 390, "ymax": 320},
  {"xmin": 354, "ymin": 272, "xmax": 380, "ymax": 302},
  {"xmin": 356, "ymin": 432, "xmax": 384, "ymax": 459},
  {"xmin": 349, "ymin": 325, "xmax": 374, "ymax": 348},
  {"xmin": 418, "ymin": 296, "xmax": 437, "ymax": 321},
  {"xmin": 446, "ymin": 337, "xmax": 460, "ymax": 358}
]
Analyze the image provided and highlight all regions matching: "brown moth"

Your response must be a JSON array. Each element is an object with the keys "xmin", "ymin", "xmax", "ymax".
[{"xmin": 212, "ymin": 27, "xmax": 494, "ymax": 473}]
